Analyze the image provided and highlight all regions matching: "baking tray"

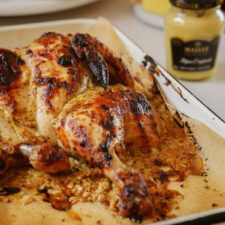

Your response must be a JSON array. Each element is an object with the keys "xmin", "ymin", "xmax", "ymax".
[{"xmin": 0, "ymin": 18, "xmax": 225, "ymax": 225}]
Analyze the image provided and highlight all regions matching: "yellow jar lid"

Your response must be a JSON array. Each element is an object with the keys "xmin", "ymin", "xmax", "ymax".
[{"xmin": 142, "ymin": 0, "xmax": 171, "ymax": 15}]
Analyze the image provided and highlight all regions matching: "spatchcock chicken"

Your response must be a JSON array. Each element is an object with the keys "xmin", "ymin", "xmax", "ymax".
[{"xmin": 0, "ymin": 32, "xmax": 202, "ymax": 222}]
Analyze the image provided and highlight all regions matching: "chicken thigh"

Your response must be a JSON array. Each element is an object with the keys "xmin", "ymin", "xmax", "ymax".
[{"xmin": 55, "ymin": 87, "xmax": 160, "ymax": 220}]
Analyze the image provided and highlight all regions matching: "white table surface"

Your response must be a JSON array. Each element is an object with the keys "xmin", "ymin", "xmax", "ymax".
[{"xmin": 0, "ymin": 0, "xmax": 224, "ymax": 122}]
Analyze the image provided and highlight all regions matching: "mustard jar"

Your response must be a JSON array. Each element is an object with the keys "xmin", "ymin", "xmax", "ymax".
[{"xmin": 165, "ymin": 0, "xmax": 225, "ymax": 80}]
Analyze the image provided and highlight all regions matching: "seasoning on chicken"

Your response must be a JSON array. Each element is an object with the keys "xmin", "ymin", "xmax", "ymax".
[
  {"xmin": 55, "ymin": 87, "xmax": 160, "ymax": 220},
  {"xmin": 0, "ymin": 31, "xmax": 202, "ymax": 222}
]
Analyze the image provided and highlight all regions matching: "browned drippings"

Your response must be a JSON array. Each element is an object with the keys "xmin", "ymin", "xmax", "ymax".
[
  {"xmin": 118, "ymin": 84, "xmax": 202, "ymax": 221},
  {"xmin": 0, "ymin": 80, "xmax": 203, "ymax": 222}
]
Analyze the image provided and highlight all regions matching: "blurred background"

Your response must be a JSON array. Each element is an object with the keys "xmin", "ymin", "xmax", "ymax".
[{"xmin": 0, "ymin": 0, "xmax": 224, "ymax": 121}]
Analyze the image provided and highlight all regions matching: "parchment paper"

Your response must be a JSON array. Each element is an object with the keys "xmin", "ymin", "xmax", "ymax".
[{"xmin": 0, "ymin": 17, "xmax": 224, "ymax": 225}]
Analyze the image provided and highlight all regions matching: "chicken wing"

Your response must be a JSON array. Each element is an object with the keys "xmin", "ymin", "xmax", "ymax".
[{"xmin": 71, "ymin": 33, "xmax": 134, "ymax": 89}]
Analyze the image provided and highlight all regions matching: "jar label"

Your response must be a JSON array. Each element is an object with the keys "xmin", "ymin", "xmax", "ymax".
[{"xmin": 171, "ymin": 37, "xmax": 220, "ymax": 72}]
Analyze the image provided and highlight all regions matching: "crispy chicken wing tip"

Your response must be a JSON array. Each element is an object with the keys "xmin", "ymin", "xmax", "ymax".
[{"xmin": 71, "ymin": 33, "xmax": 109, "ymax": 90}]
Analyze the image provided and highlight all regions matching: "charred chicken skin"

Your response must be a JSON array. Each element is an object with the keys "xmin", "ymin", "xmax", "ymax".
[
  {"xmin": 56, "ymin": 87, "xmax": 160, "ymax": 220},
  {"xmin": 0, "ymin": 32, "xmax": 162, "ymax": 221}
]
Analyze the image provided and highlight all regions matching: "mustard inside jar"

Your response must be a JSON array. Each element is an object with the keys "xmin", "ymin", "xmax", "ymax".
[{"xmin": 165, "ymin": 0, "xmax": 225, "ymax": 80}]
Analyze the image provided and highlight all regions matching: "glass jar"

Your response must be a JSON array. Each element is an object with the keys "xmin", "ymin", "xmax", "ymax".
[{"xmin": 165, "ymin": 0, "xmax": 225, "ymax": 80}]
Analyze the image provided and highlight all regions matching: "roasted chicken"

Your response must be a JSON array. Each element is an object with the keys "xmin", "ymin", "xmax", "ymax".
[
  {"xmin": 0, "ymin": 32, "xmax": 201, "ymax": 222},
  {"xmin": 0, "ymin": 32, "xmax": 155, "ymax": 221}
]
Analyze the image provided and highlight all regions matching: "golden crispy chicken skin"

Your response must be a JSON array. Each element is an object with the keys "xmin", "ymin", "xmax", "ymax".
[
  {"xmin": 0, "ymin": 33, "xmax": 88, "ymax": 145},
  {"xmin": 55, "ymin": 87, "xmax": 160, "ymax": 221},
  {"xmin": 20, "ymin": 32, "xmax": 89, "ymax": 144},
  {"xmin": 0, "ymin": 32, "xmax": 134, "ymax": 145},
  {"xmin": 0, "ymin": 31, "xmax": 159, "ymax": 220},
  {"xmin": 0, "ymin": 31, "xmax": 200, "ymax": 222},
  {"xmin": 0, "ymin": 32, "xmax": 139, "ymax": 169},
  {"xmin": 71, "ymin": 33, "xmax": 134, "ymax": 89}
]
